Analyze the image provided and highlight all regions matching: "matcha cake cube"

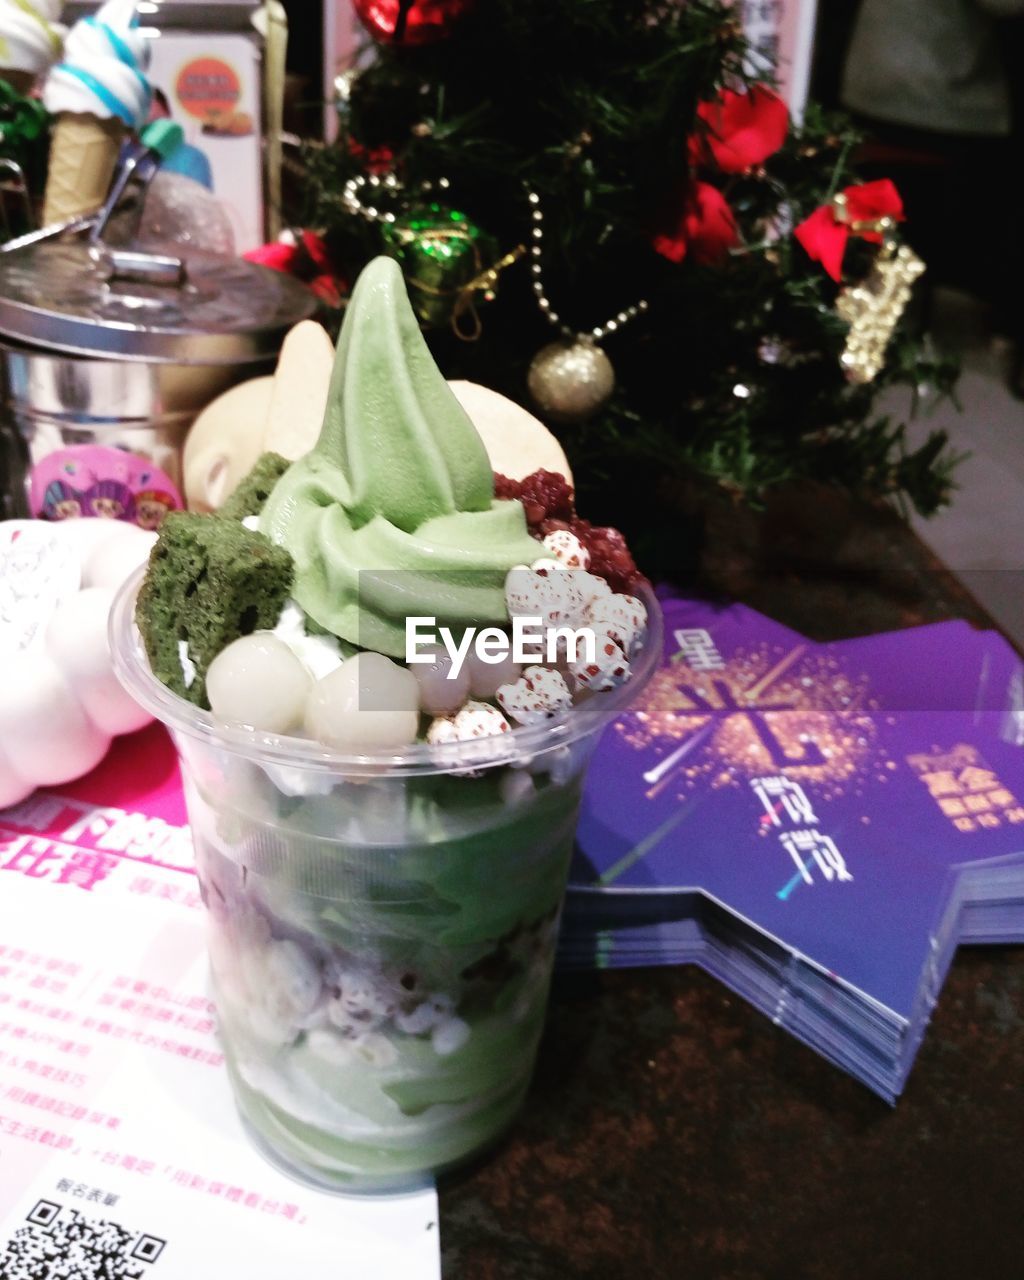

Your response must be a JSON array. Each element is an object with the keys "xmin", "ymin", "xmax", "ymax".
[
  {"xmin": 136, "ymin": 512, "xmax": 294, "ymax": 708},
  {"xmin": 219, "ymin": 452, "xmax": 292, "ymax": 522}
]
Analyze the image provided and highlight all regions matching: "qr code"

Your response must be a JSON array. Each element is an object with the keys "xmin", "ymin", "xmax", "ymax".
[{"xmin": 0, "ymin": 1200, "xmax": 165, "ymax": 1279}]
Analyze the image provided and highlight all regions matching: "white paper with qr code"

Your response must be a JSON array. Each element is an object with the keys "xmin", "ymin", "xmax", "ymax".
[{"xmin": 0, "ymin": 815, "xmax": 441, "ymax": 1279}]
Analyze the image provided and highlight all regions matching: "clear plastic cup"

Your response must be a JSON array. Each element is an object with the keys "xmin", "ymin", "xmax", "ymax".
[{"xmin": 111, "ymin": 574, "xmax": 662, "ymax": 1193}]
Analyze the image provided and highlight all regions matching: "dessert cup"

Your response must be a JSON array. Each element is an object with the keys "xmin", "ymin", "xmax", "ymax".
[{"xmin": 111, "ymin": 571, "xmax": 662, "ymax": 1193}]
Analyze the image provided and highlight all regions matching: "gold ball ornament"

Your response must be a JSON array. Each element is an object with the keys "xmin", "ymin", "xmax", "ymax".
[{"xmin": 527, "ymin": 340, "xmax": 615, "ymax": 423}]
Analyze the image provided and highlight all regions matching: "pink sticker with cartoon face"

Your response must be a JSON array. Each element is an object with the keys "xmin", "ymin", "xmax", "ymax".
[{"xmin": 30, "ymin": 446, "xmax": 183, "ymax": 531}]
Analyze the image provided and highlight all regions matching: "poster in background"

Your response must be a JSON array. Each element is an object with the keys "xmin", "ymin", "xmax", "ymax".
[
  {"xmin": 738, "ymin": 0, "xmax": 819, "ymax": 118},
  {"xmin": 61, "ymin": 1, "xmax": 269, "ymax": 252},
  {"xmin": 148, "ymin": 32, "xmax": 264, "ymax": 252}
]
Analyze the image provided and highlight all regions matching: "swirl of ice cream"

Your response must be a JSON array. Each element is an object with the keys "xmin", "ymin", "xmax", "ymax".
[
  {"xmin": 261, "ymin": 257, "xmax": 541, "ymax": 658},
  {"xmin": 42, "ymin": 0, "xmax": 150, "ymax": 126},
  {"xmin": 0, "ymin": 0, "xmax": 62, "ymax": 78}
]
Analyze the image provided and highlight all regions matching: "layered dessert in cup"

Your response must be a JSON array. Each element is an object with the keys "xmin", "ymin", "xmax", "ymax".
[{"xmin": 111, "ymin": 257, "xmax": 662, "ymax": 1193}]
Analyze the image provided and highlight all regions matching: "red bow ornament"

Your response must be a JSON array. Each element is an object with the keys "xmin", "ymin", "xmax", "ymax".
[
  {"xmin": 244, "ymin": 230, "xmax": 346, "ymax": 306},
  {"xmin": 348, "ymin": 138, "xmax": 396, "ymax": 175},
  {"xmin": 794, "ymin": 179, "xmax": 905, "ymax": 282},
  {"xmin": 688, "ymin": 84, "xmax": 789, "ymax": 174},
  {"xmin": 653, "ymin": 180, "xmax": 740, "ymax": 265}
]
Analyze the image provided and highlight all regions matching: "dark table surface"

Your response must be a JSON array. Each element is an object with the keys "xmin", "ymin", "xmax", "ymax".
[{"xmin": 439, "ymin": 506, "xmax": 1024, "ymax": 1280}]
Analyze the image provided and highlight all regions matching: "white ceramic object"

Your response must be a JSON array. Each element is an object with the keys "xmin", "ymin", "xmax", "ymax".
[
  {"xmin": 182, "ymin": 376, "xmax": 275, "ymax": 513},
  {"xmin": 181, "ymin": 347, "xmax": 574, "ymax": 518},
  {"xmin": 182, "ymin": 320, "xmax": 334, "ymax": 512},
  {"xmin": 263, "ymin": 320, "xmax": 336, "ymax": 461},
  {"xmin": 0, "ymin": 518, "xmax": 156, "ymax": 808},
  {"xmin": 449, "ymin": 380, "xmax": 573, "ymax": 482}
]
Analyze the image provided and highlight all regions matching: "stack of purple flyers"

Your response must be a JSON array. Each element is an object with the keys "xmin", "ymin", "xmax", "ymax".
[{"xmin": 558, "ymin": 590, "xmax": 1024, "ymax": 1102}]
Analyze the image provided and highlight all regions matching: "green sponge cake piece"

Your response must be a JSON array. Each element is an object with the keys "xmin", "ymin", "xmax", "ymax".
[
  {"xmin": 219, "ymin": 452, "xmax": 292, "ymax": 522},
  {"xmin": 136, "ymin": 512, "xmax": 294, "ymax": 708}
]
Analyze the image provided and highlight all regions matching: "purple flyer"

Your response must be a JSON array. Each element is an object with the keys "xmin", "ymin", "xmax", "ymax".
[{"xmin": 571, "ymin": 593, "xmax": 1024, "ymax": 1052}]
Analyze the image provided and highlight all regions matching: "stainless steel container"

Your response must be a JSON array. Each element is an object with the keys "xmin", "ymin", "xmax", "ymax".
[{"xmin": 0, "ymin": 239, "xmax": 317, "ymax": 525}]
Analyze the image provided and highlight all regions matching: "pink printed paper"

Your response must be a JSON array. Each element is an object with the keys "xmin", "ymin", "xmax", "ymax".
[{"xmin": 0, "ymin": 726, "xmax": 440, "ymax": 1278}]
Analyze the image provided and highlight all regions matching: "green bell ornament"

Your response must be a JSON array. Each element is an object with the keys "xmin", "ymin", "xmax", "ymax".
[{"xmin": 381, "ymin": 203, "xmax": 498, "ymax": 333}]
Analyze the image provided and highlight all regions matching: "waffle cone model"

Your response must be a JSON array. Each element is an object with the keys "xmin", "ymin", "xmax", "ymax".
[{"xmin": 42, "ymin": 111, "xmax": 124, "ymax": 225}]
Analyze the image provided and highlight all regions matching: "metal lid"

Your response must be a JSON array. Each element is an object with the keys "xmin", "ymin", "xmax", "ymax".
[{"xmin": 0, "ymin": 239, "xmax": 319, "ymax": 365}]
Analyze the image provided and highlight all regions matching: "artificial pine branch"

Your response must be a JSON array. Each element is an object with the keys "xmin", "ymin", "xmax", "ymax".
[{"xmin": 300, "ymin": 0, "xmax": 960, "ymax": 571}]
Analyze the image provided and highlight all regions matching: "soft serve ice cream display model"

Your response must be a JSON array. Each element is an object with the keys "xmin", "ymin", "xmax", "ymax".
[
  {"xmin": 41, "ymin": 0, "xmax": 150, "ymax": 224},
  {"xmin": 113, "ymin": 257, "xmax": 660, "ymax": 1192},
  {"xmin": 0, "ymin": 0, "xmax": 62, "ymax": 94}
]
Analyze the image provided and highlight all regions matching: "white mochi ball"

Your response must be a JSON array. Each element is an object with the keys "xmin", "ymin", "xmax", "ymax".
[
  {"xmin": 464, "ymin": 647, "xmax": 522, "ymax": 699},
  {"xmin": 305, "ymin": 652, "xmax": 419, "ymax": 751},
  {"xmin": 411, "ymin": 643, "xmax": 471, "ymax": 717},
  {"xmin": 206, "ymin": 634, "xmax": 312, "ymax": 733}
]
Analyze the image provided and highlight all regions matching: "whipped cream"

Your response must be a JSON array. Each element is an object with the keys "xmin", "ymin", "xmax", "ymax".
[
  {"xmin": 178, "ymin": 640, "xmax": 197, "ymax": 690},
  {"xmin": 0, "ymin": 0, "xmax": 63, "ymax": 77},
  {"xmin": 42, "ymin": 0, "xmax": 150, "ymax": 126},
  {"xmin": 272, "ymin": 600, "xmax": 344, "ymax": 682}
]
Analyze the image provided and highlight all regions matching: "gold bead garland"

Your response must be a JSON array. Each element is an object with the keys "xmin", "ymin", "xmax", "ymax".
[{"xmin": 525, "ymin": 189, "xmax": 649, "ymax": 422}]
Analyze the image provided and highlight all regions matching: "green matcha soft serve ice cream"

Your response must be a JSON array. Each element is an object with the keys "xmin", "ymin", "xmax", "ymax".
[{"xmin": 261, "ymin": 256, "xmax": 540, "ymax": 657}]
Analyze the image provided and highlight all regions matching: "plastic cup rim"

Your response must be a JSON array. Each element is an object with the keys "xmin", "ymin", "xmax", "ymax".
[{"xmin": 109, "ymin": 568, "xmax": 664, "ymax": 779}]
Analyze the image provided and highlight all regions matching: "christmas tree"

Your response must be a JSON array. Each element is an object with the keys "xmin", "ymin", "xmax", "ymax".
[{"xmin": 300, "ymin": 0, "xmax": 959, "ymax": 574}]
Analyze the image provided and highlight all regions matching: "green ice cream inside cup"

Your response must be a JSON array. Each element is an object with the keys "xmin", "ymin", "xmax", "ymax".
[{"xmin": 261, "ymin": 256, "xmax": 540, "ymax": 656}]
